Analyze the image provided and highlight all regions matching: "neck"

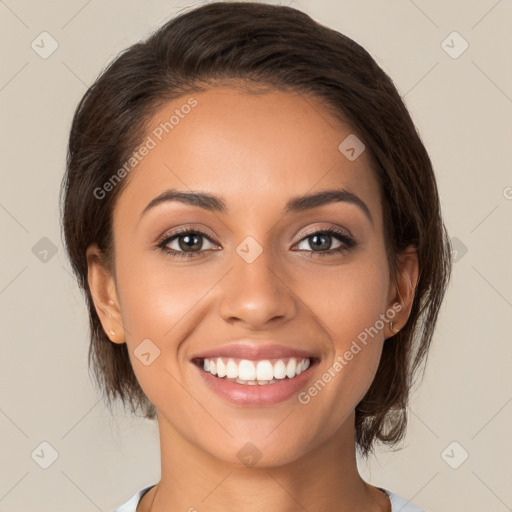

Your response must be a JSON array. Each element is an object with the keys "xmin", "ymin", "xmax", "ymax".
[{"xmin": 139, "ymin": 410, "xmax": 390, "ymax": 512}]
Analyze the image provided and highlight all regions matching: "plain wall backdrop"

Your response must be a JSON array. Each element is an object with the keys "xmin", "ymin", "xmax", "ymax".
[{"xmin": 1, "ymin": 0, "xmax": 511, "ymax": 511}]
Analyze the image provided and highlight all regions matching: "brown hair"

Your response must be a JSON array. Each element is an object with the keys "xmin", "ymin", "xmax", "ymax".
[{"xmin": 59, "ymin": 1, "xmax": 452, "ymax": 459}]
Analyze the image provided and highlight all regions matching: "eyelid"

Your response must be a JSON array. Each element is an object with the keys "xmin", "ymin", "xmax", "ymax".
[
  {"xmin": 295, "ymin": 223, "xmax": 353, "ymax": 242},
  {"xmin": 157, "ymin": 223, "xmax": 354, "ymax": 247},
  {"xmin": 156, "ymin": 224, "xmax": 218, "ymax": 246},
  {"xmin": 156, "ymin": 223, "xmax": 357, "ymax": 259}
]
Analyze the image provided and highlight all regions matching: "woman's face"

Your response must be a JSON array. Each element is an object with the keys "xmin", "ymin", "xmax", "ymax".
[{"xmin": 89, "ymin": 86, "xmax": 416, "ymax": 467}]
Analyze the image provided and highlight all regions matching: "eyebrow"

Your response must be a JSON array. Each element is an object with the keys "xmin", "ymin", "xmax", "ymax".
[{"xmin": 139, "ymin": 188, "xmax": 373, "ymax": 225}]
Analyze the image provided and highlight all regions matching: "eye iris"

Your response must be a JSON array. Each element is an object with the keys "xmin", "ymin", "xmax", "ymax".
[
  {"xmin": 179, "ymin": 233, "xmax": 202, "ymax": 251},
  {"xmin": 310, "ymin": 233, "xmax": 331, "ymax": 251}
]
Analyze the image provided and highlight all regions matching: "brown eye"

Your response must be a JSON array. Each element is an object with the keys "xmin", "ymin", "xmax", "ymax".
[
  {"xmin": 294, "ymin": 228, "xmax": 357, "ymax": 256},
  {"xmin": 158, "ymin": 228, "xmax": 218, "ymax": 259}
]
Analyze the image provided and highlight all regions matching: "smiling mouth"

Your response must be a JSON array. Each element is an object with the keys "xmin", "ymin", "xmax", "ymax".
[{"xmin": 193, "ymin": 356, "xmax": 319, "ymax": 386}]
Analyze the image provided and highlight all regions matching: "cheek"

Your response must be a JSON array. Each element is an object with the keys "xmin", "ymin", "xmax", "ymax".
[
  {"xmin": 116, "ymin": 237, "xmax": 390, "ymax": 354},
  {"xmin": 115, "ymin": 249, "xmax": 214, "ymax": 337},
  {"xmin": 304, "ymin": 255, "xmax": 390, "ymax": 344},
  {"xmin": 114, "ymin": 253, "xmax": 206, "ymax": 404},
  {"xmin": 305, "ymin": 254, "xmax": 390, "ymax": 398}
]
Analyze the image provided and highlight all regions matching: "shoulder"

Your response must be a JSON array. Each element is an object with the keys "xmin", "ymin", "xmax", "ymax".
[
  {"xmin": 112, "ymin": 485, "xmax": 156, "ymax": 512},
  {"xmin": 379, "ymin": 487, "xmax": 428, "ymax": 512}
]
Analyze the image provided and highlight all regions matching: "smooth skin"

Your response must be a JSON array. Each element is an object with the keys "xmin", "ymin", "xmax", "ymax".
[{"xmin": 87, "ymin": 86, "xmax": 418, "ymax": 512}]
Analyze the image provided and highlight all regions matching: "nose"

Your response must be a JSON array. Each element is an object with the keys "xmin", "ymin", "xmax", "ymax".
[{"xmin": 218, "ymin": 243, "xmax": 298, "ymax": 328}]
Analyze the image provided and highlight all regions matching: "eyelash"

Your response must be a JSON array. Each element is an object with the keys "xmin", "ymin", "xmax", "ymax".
[{"xmin": 156, "ymin": 226, "xmax": 357, "ymax": 260}]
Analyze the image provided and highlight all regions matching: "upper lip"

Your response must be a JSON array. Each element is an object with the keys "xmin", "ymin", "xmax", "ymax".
[{"xmin": 191, "ymin": 341, "xmax": 318, "ymax": 361}]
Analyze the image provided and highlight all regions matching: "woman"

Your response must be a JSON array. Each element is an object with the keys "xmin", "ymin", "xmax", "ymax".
[{"xmin": 60, "ymin": 2, "xmax": 452, "ymax": 511}]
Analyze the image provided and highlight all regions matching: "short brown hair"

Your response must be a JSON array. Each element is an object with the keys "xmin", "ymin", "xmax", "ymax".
[{"xmin": 60, "ymin": 1, "xmax": 452, "ymax": 459}]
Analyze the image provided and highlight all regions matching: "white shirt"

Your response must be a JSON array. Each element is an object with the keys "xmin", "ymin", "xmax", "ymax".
[{"xmin": 112, "ymin": 484, "xmax": 427, "ymax": 511}]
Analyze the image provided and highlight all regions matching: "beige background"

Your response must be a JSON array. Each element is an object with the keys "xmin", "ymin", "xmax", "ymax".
[{"xmin": 1, "ymin": 0, "xmax": 511, "ymax": 511}]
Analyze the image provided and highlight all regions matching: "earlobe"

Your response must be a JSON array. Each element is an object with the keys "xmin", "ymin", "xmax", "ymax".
[
  {"xmin": 86, "ymin": 243, "xmax": 126, "ymax": 344},
  {"xmin": 386, "ymin": 245, "xmax": 419, "ymax": 338}
]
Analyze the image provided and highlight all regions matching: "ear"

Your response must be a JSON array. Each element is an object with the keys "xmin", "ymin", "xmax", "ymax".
[
  {"xmin": 385, "ymin": 245, "xmax": 419, "ymax": 338},
  {"xmin": 86, "ymin": 243, "xmax": 126, "ymax": 344}
]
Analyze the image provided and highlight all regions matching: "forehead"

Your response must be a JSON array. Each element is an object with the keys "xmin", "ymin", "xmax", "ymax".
[{"xmin": 114, "ymin": 87, "xmax": 382, "ymax": 226}]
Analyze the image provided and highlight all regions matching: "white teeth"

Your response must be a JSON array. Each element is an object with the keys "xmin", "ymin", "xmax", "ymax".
[
  {"xmin": 286, "ymin": 358, "xmax": 296, "ymax": 378},
  {"xmin": 216, "ymin": 357, "xmax": 226, "ymax": 378},
  {"xmin": 238, "ymin": 360, "xmax": 256, "ymax": 380},
  {"xmin": 226, "ymin": 359, "xmax": 238, "ymax": 378},
  {"xmin": 273, "ymin": 360, "xmax": 287, "ymax": 379},
  {"xmin": 201, "ymin": 356, "xmax": 312, "ymax": 384},
  {"xmin": 256, "ymin": 360, "xmax": 274, "ymax": 380}
]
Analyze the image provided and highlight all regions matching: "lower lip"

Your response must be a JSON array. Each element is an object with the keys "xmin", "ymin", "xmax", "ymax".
[{"xmin": 193, "ymin": 360, "xmax": 318, "ymax": 407}]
